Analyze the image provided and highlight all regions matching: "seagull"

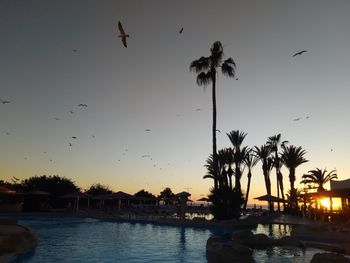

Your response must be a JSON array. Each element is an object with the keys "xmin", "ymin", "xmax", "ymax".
[
  {"xmin": 293, "ymin": 118, "xmax": 301, "ymax": 122},
  {"xmin": 78, "ymin": 104, "xmax": 88, "ymax": 107},
  {"xmin": 53, "ymin": 117, "xmax": 60, "ymax": 120},
  {"xmin": 0, "ymin": 99, "xmax": 10, "ymax": 104},
  {"xmin": 117, "ymin": 21, "xmax": 129, "ymax": 48},
  {"xmin": 292, "ymin": 50, "xmax": 307, "ymax": 57},
  {"xmin": 145, "ymin": 129, "xmax": 151, "ymax": 132},
  {"xmin": 179, "ymin": 27, "xmax": 184, "ymax": 34},
  {"xmin": 71, "ymin": 136, "xmax": 77, "ymax": 139}
]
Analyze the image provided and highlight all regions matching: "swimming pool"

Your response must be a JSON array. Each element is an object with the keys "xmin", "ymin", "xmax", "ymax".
[{"xmin": 11, "ymin": 215, "xmax": 324, "ymax": 263}]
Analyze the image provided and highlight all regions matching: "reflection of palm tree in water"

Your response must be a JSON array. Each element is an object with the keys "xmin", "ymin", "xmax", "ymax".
[{"xmin": 177, "ymin": 228, "xmax": 186, "ymax": 261}]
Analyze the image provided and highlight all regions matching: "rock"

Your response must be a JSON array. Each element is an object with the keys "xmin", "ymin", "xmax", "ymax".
[
  {"xmin": 311, "ymin": 253, "xmax": 350, "ymax": 263},
  {"xmin": 232, "ymin": 230, "xmax": 273, "ymax": 248},
  {"xmin": 273, "ymin": 236, "xmax": 304, "ymax": 247},
  {"xmin": 206, "ymin": 236, "xmax": 255, "ymax": 263},
  {"xmin": 304, "ymin": 242, "xmax": 346, "ymax": 254}
]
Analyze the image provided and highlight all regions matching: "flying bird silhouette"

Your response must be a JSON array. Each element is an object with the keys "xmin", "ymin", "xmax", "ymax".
[
  {"xmin": 92, "ymin": 135, "xmax": 95, "ymax": 138},
  {"xmin": 78, "ymin": 104, "xmax": 88, "ymax": 107},
  {"xmin": 117, "ymin": 21, "xmax": 129, "ymax": 48},
  {"xmin": 69, "ymin": 111, "xmax": 74, "ymax": 114},
  {"xmin": 195, "ymin": 108, "xmax": 202, "ymax": 111},
  {"xmin": 293, "ymin": 118, "xmax": 301, "ymax": 122},
  {"xmin": 0, "ymin": 99, "xmax": 10, "ymax": 104},
  {"xmin": 71, "ymin": 136, "xmax": 77, "ymax": 139},
  {"xmin": 72, "ymin": 49, "xmax": 78, "ymax": 53},
  {"xmin": 179, "ymin": 27, "xmax": 184, "ymax": 34},
  {"xmin": 145, "ymin": 129, "xmax": 151, "ymax": 132},
  {"xmin": 53, "ymin": 117, "xmax": 60, "ymax": 120},
  {"xmin": 292, "ymin": 50, "xmax": 307, "ymax": 57},
  {"xmin": 69, "ymin": 143, "xmax": 73, "ymax": 147},
  {"xmin": 305, "ymin": 116, "xmax": 310, "ymax": 119}
]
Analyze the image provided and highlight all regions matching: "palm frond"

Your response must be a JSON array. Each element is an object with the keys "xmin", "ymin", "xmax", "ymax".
[
  {"xmin": 196, "ymin": 72, "xmax": 212, "ymax": 86},
  {"xmin": 221, "ymin": 58, "xmax": 236, "ymax": 77},
  {"xmin": 210, "ymin": 41, "xmax": 224, "ymax": 67},
  {"xmin": 190, "ymin": 56, "xmax": 210, "ymax": 73}
]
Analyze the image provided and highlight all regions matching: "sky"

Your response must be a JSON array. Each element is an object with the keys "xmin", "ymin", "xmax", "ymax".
[{"xmin": 1, "ymin": 0, "xmax": 350, "ymax": 204}]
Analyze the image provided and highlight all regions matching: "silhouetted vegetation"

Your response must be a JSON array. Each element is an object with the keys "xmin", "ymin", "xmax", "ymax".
[
  {"xmin": 190, "ymin": 41, "xmax": 236, "ymax": 191},
  {"xmin": 86, "ymin": 183, "xmax": 112, "ymax": 196},
  {"xmin": 301, "ymin": 168, "xmax": 337, "ymax": 192},
  {"xmin": 134, "ymin": 189, "xmax": 156, "ymax": 199},
  {"xmin": 20, "ymin": 175, "xmax": 79, "ymax": 197}
]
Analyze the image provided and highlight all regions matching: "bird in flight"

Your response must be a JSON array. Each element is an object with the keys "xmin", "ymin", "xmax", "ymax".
[
  {"xmin": 69, "ymin": 143, "xmax": 73, "ymax": 147},
  {"xmin": 78, "ymin": 104, "xmax": 88, "ymax": 107},
  {"xmin": 305, "ymin": 116, "xmax": 310, "ymax": 119},
  {"xmin": 53, "ymin": 117, "xmax": 60, "ymax": 120},
  {"xmin": 71, "ymin": 136, "xmax": 77, "ymax": 139},
  {"xmin": 179, "ymin": 27, "xmax": 184, "ymax": 34},
  {"xmin": 293, "ymin": 118, "xmax": 301, "ymax": 122},
  {"xmin": 145, "ymin": 129, "xmax": 151, "ymax": 132},
  {"xmin": 292, "ymin": 50, "xmax": 307, "ymax": 57},
  {"xmin": 117, "ymin": 21, "xmax": 129, "ymax": 48},
  {"xmin": 195, "ymin": 108, "xmax": 202, "ymax": 112},
  {"xmin": 72, "ymin": 49, "xmax": 78, "ymax": 53},
  {"xmin": 92, "ymin": 135, "xmax": 95, "ymax": 138},
  {"xmin": 0, "ymin": 99, "xmax": 10, "ymax": 104}
]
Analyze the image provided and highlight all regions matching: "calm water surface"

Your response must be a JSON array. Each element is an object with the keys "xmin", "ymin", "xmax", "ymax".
[{"xmin": 12, "ymin": 216, "xmax": 324, "ymax": 263}]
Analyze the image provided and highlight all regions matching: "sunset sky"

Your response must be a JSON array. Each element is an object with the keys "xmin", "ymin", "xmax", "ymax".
[{"xmin": 1, "ymin": 0, "xmax": 350, "ymax": 204}]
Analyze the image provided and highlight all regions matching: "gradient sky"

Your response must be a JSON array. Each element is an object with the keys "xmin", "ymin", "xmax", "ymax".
[{"xmin": 1, "ymin": 0, "xmax": 350, "ymax": 204}]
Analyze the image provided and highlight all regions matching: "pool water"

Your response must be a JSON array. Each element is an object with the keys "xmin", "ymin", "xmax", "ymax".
[{"xmin": 12, "ymin": 216, "xmax": 324, "ymax": 263}]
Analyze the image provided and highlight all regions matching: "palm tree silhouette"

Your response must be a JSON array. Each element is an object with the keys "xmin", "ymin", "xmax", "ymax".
[
  {"xmin": 243, "ymin": 149, "xmax": 258, "ymax": 210},
  {"xmin": 267, "ymin": 134, "xmax": 288, "ymax": 211},
  {"xmin": 227, "ymin": 130, "xmax": 248, "ymax": 194},
  {"xmin": 190, "ymin": 41, "xmax": 236, "ymax": 191},
  {"xmin": 254, "ymin": 145, "xmax": 273, "ymax": 210},
  {"xmin": 301, "ymin": 168, "xmax": 337, "ymax": 192},
  {"xmin": 281, "ymin": 145, "xmax": 308, "ymax": 209}
]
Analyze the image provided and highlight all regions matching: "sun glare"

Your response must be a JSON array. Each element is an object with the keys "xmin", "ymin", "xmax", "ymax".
[{"xmin": 320, "ymin": 197, "xmax": 342, "ymax": 210}]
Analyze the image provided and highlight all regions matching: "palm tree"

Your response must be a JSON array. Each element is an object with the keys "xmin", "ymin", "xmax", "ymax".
[
  {"xmin": 254, "ymin": 145, "xmax": 272, "ymax": 197},
  {"xmin": 281, "ymin": 145, "xmax": 308, "ymax": 209},
  {"xmin": 301, "ymin": 168, "xmax": 337, "ymax": 192},
  {"xmin": 243, "ymin": 149, "xmax": 258, "ymax": 210},
  {"xmin": 227, "ymin": 130, "xmax": 248, "ymax": 194},
  {"xmin": 267, "ymin": 134, "xmax": 288, "ymax": 211},
  {"xmin": 204, "ymin": 154, "xmax": 217, "ymax": 187},
  {"xmin": 190, "ymin": 41, "xmax": 236, "ymax": 191}
]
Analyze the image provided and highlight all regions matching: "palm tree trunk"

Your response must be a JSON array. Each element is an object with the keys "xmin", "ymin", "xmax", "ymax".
[
  {"xmin": 289, "ymin": 168, "xmax": 296, "ymax": 209},
  {"xmin": 278, "ymin": 172, "xmax": 285, "ymax": 209},
  {"xmin": 275, "ymin": 153, "xmax": 280, "ymax": 212},
  {"xmin": 212, "ymin": 70, "xmax": 218, "ymax": 191},
  {"xmin": 235, "ymin": 165, "xmax": 241, "ymax": 194},
  {"xmin": 244, "ymin": 171, "xmax": 252, "ymax": 210}
]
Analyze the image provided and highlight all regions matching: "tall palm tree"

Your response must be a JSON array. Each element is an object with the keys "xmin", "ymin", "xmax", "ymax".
[
  {"xmin": 254, "ymin": 145, "xmax": 272, "ymax": 197},
  {"xmin": 243, "ymin": 149, "xmax": 258, "ymax": 210},
  {"xmin": 301, "ymin": 168, "xmax": 337, "ymax": 192},
  {"xmin": 227, "ymin": 130, "xmax": 247, "ymax": 194},
  {"xmin": 190, "ymin": 41, "xmax": 236, "ymax": 191},
  {"xmin": 267, "ymin": 134, "xmax": 288, "ymax": 211},
  {"xmin": 203, "ymin": 154, "xmax": 216, "ymax": 187},
  {"xmin": 281, "ymin": 145, "xmax": 308, "ymax": 209}
]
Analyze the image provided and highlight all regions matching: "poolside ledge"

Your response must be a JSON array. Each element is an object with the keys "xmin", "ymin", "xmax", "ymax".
[{"xmin": 0, "ymin": 219, "xmax": 37, "ymax": 263}]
